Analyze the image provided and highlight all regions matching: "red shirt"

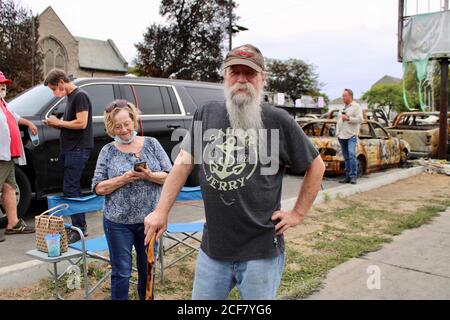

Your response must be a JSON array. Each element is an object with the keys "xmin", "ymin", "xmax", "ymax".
[{"xmin": 0, "ymin": 100, "xmax": 22, "ymax": 158}]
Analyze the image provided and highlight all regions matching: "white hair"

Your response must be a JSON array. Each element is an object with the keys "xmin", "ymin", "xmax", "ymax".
[{"xmin": 224, "ymin": 82, "xmax": 264, "ymax": 132}]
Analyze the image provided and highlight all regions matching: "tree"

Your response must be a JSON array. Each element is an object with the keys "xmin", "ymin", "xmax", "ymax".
[
  {"xmin": 0, "ymin": 0, "xmax": 43, "ymax": 98},
  {"xmin": 402, "ymin": 62, "xmax": 421, "ymax": 110},
  {"xmin": 265, "ymin": 58, "xmax": 324, "ymax": 101},
  {"xmin": 135, "ymin": 0, "xmax": 236, "ymax": 82},
  {"xmin": 362, "ymin": 83, "xmax": 407, "ymax": 116}
]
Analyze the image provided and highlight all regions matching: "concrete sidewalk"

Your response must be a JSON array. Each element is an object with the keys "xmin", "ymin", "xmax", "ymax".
[{"xmin": 308, "ymin": 208, "xmax": 450, "ymax": 300}]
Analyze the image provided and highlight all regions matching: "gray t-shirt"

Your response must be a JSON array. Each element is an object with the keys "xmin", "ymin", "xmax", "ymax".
[{"xmin": 181, "ymin": 102, "xmax": 319, "ymax": 261}]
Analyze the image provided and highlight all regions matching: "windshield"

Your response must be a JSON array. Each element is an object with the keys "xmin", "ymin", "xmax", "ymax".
[{"xmin": 7, "ymin": 84, "xmax": 54, "ymax": 116}]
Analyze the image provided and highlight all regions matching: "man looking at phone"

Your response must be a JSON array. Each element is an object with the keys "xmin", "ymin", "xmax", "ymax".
[
  {"xmin": 336, "ymin": 88, "xmax": 363, "ymax": 184},
  {"xmin": 43, "ymin": 69, "xmax": 93, "ymax": 243}
]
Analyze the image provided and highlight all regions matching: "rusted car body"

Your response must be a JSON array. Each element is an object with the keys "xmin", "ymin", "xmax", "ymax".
[
  {"xmin": 387, "ymin": 112, "xmax": 450, "ymax": 158},
  {"xmin": 296, "ymin": 114, "xmax": 319, "ymax": 127},
  {"xmin": 302, "ymin": 120, "xmax": 410, "ymax": 176}
]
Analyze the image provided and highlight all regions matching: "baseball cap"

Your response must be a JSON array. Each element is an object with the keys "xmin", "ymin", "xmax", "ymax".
[
  {"xmin": 222, "ymin": 44, "xmax": 265, "ymax": 73},
  {"xmin": 0, "ymin": 71, "xmax": 13, "ymax": 85}
]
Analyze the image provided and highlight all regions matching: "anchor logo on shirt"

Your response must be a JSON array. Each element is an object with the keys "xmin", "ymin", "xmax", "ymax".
[
  {"xmin": 210, "ymin": 136, "xmax": 246, "ymax": 180},
  {"xmin": 203, "ymin": 129, "xmax": 258, "ymax": 191}
]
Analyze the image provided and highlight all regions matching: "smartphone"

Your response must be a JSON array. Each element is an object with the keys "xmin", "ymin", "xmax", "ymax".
[{"xmin": 134, "ymin": 161, "xmax": 147, "ymax": 171}]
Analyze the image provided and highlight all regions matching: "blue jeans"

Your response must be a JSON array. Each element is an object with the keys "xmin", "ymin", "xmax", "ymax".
[
  {"xmin": 338, "ymin": 136, "xmax": 358, "ymax": 179},
  {"xmin": 192, "ymin": 249, "xmax": 285, "ymax": 300},
  {"xmin": 103, "ymin": 217, "xmax": 157, "ymax": 300},
  {"xmin": 59, "ymin": 148, "xmax": 91, "ymax": 231}
]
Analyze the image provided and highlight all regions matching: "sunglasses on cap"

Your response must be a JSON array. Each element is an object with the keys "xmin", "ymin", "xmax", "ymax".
[{"xmin": 105, "ymin": 100, "xmax": 131, "ymax": 113}]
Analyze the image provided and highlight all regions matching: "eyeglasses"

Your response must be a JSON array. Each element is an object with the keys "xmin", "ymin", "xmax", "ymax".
[{"xmin": 105, "ymin": 100, "xmax": 130, "ymax": 113}]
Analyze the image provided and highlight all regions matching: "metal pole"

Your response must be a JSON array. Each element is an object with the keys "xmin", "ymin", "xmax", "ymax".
[
  {"xmin": 228, "ymin": 0, "xmax": 232, "ymax": 51},
  {"xmin": 438, "ymin": 58, "xmax": 449, "ymax": 159},
  {"xmin": 31, "ymin": 16, "xmax": 35, "ymax": 86},
  {"xmin": 398, "ymin": 0, "xmax": 405, "ymax": 62}
]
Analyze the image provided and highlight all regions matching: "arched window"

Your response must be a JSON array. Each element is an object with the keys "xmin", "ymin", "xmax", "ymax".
[
  {"xmin": 45, "ymin": 50, "xmax": 54, "ymax": 75},
  {"xmin": 55, "ymin": 54, "xmax": 65, "ymax": 70},
  {"xmin": 40, "ymin": 37, "xmax": 68, "ymax": 75}
]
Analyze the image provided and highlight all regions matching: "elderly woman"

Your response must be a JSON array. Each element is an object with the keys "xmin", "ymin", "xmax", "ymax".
[{"xmin": 92, "ymin": 100, "xmax": 172, "ymax": 300}]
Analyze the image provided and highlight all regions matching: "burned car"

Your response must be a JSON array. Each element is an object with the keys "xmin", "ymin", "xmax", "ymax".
[
  {"xmin": 302, "ymin": 120, "xmax": 410, "ymax": 176},
  {"xmin": 387, "ymin": 112, "xmax": 450, "ymax": 158}
]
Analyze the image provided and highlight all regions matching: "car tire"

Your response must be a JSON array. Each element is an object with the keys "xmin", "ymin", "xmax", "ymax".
[
  {"xmin": 15, "ymin": 167, "xmax": 32, "ymax": 219},
  {"xmin": 400, "ymin": 149, "xmax": 408, "ymax": 167},
  {"xmin": 357, "ymin": 157, "xmax": 366, "ymax": 177}
]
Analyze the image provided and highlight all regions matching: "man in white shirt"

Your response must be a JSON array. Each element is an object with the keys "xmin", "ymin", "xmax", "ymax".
[{"xmin": 336, "ymin": 88, "xmax": 363, "ymax": 184}]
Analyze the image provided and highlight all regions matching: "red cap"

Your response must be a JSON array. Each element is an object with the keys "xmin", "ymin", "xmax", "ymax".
[{"xmin": 0, "ymin": 71, "xmax": 13, "ymax": 85}]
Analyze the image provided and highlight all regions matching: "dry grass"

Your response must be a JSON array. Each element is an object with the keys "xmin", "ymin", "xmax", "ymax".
[{"xmin": 1, "ymin": 173, "xmax": 449, "ymax": 300}]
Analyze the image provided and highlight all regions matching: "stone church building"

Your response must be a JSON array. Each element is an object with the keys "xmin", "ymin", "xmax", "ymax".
[{"xmin": 38, "ymin": 6, "xmax": 128, "ymax": 78}]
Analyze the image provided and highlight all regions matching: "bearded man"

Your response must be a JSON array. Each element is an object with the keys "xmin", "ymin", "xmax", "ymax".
[{"xmin": 144, "ymin": 44, "xmax": 325, "ymax": 300}]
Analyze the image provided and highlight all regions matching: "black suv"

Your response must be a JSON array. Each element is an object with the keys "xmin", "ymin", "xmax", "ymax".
[{"xmin": 6, "ymin": 76, "xmax": 224, "ymax": 217}]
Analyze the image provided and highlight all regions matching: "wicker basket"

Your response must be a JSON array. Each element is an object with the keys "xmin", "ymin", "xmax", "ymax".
[{"xmin": 35, "ymin": 204, "xmax": 69, "ymax": 254}]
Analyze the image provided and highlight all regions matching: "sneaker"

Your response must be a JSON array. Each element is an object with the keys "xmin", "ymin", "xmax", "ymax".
[
  {"xmin": 0, "ymin": 228, "xmax": 5, "ymax": 242},
  {"xmin": 350, "ymin": 177, "xmax": 357, "ymax": 185},
  {"xmin": 5, "ymin": 219, "xmax": 35, "ymax": 234},
  {"xmin": 339, "ymin": 177, "xmax": 351, "ymax": 184}
]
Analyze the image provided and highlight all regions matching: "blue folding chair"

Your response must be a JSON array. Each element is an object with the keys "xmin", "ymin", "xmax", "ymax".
[
  {"xmin": 158, "ymin": 186, "xmax": 204, "ymax": 282},
  {"xmin": 28, "ymin": 194, "xmax": 107, "ymax": 299}
]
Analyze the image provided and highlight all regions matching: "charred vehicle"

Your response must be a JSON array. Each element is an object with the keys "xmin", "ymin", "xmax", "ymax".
[
  {"xmin": 387, "ymin": 112, "xmax": 450, "ymax": 158},
  {"xmin": 302, "ymin": 120, "xmax": 410, "ymax": 176}
]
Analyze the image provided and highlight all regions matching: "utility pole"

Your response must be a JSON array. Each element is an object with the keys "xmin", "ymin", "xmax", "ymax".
[
  {"xmin": 228, "ymin": 0, "xmax": 233, "ymax": 51},
  {"xmin": 438, "ymin": 1, "xmax": 449, "ymax": 159},
  {"xmin": 397, "ymin": 0, "xmax": 405, "ymax": 62},
  {"xmin": 31, "ymin": 16, "xmax": 35, "ymax": 86},
  {"xmin": 438, "ymin": 58, "xmax": 449, "ymax": 159},
  {"xmin": 227, "ymin": 1, "xmax": 248, "ymax": 51}
]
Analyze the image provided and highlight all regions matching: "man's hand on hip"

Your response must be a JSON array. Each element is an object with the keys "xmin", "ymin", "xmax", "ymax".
[{"xmin": 271, "ymin": 210, "xmax": 306, "ymax": 235}]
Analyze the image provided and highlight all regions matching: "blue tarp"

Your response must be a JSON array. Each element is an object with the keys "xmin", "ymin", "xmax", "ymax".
[{"xmin": 176, "ymin": 186, "xmax": 202, "ymax": 201}]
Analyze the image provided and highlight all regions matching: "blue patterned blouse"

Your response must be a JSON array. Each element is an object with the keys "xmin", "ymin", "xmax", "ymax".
[{"xmin": 91, "ymin": 137, "xmax": 172, "ymax": 225}]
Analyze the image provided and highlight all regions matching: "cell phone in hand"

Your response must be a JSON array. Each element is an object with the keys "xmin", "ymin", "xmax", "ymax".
[{"xmin": 134, "ymin": 161, "xmax": 147, "ymax": 172}]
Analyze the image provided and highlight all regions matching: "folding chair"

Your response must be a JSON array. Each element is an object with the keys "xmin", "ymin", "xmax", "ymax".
[
  {"xmin": 25, "ymin": 203, "xmax": 84, "ymax": 300},
  {"xmin": 27, "ymin": 194, "xmax": 107, "ymax": 299},
  {"xmin": 158, "ymin": 186, "xmax": 204, "ymax": 282}
]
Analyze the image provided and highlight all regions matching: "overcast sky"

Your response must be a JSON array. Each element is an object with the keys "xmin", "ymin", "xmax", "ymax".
[{"xmin": 18, "ymin": 0, "xmax": 410, "ymax": 99}]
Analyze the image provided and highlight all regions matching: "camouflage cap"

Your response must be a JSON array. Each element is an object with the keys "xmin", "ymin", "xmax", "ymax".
[{"xmin": 223, "ymin": 44, "xmax": 265, "ymax": 73}]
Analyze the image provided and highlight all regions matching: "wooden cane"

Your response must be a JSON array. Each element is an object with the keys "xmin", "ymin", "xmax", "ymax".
[{"xmin": 145, "ymin": 233, "xmax": 157, "ymax": 300}]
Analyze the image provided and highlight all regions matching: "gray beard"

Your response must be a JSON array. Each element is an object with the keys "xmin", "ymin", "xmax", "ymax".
[{"xmin": 225, "ymin": 86, "xmax": 264, "ymax": 132}]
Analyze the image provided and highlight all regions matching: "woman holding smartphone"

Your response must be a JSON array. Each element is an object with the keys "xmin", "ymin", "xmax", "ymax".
[{"xmin": 91, "ymin": 99, "xmax": 172, "ymax": 300}]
